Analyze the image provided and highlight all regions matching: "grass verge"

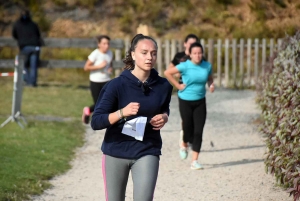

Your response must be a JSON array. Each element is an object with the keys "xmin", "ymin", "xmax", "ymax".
[
  {"xmin": 0, "ymin": 119, "xmax": 84, "ymax": 200},
  {"xmin": 0, "ymin": 74, "xmax": 92, "ymax": 200},
  {"xmin": 0, "ymin": 70, "xmax": 92, "ymax": 117}
]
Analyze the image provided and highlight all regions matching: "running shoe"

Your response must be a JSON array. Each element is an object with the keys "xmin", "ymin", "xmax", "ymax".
[
  {"xmin": 82, "ymin": 107, "xmax": 90, "ymax": 124},
  {"xmin": 179, "ymin": 147, "xmax": 188, "ymax": 160},
  {"xmin": 191, "ymin": 161, "xmax": 204, "ymax": 170}
]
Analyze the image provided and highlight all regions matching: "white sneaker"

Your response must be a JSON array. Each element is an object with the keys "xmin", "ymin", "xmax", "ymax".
[{"xmin": 191, "ymin": 161, "xmax": 204, "ymax": 170}]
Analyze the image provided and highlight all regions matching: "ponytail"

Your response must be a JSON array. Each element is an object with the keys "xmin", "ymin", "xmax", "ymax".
[{"xmin": 123, "ymin": 47, "xmax": 135, "ymax": 70}]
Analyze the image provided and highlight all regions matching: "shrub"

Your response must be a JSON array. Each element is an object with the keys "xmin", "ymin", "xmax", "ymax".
[
  {"xmin": 52, "ymin": 0, "xmax": 98, "ymax": 8},
  {"xmin": 274, "ymin": 0, "xmax": 287, "ymax": 8},
  {"xmin": 256, "ymin": 31, "xmax": 300, "ymax": 200}
]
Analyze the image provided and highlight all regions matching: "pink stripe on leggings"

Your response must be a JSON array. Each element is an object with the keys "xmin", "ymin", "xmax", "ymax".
[{"xmin": 102, "ymin": 155, "xmax": 108, "ymax": 201}]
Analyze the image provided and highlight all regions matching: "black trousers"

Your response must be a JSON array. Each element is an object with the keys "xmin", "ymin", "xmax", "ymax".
[
  {"xmin": 89, "ymin": 81, "xmax": 108, "ymax": 113},
  {"xmin": 178, "ymin": 97, "xmax": 207, "ymax": 152}
]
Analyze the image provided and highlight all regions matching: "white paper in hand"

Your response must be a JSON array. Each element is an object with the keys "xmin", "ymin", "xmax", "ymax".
[{"xmin": 121, "ymin": 117, "xmax": 147, "ymax": 141}]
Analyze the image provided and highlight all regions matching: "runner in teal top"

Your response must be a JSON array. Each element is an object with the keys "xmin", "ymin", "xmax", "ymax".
[
  {"xmin": 176, "ymin": 59, "xmax": 212, "ymax": 101},
  {"xmin": 164, "ymin": 42, "xmax": 214, "ymax": 170}
]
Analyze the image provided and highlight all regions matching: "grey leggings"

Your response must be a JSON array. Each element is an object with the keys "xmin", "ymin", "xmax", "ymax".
[{"xmin": 102, "ymin": 154, "xmax": 159, "ymax": 201}]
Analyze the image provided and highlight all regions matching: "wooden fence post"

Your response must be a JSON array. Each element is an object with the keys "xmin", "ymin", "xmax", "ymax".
[
  {"xmin": 201, "ymin": 39, "xmax": 205, "ymax": 57},
  {"xmin": 164, "ymin": 39, "xmax": 170, "ymax": 73},
  {"xmin": 247, "ymin": 38, "xmax": 252, "ymax": 86},
  {"xmin": 254, "ymin": 38, "xmax": 259, "ymax": 82},
  {"xmin": 239, "ymin": 39, "xmax": 244, "ymax": 88},
  {"xmin": 171, "ymin": 39, "xmax": 176, "ymax": 62},
  {"xmin": 124, "ymin": 37, "xmax": 130, "ymax": 55},
  {"xmin": 270, "ymin": 38, "xmax": 274, "ymax": 58},
  {"xmin": 114, "ymin": 49, "xmax": 122, "ymax": 77},
  {"xmin": 156, "ymin": 38, "xmax": 163, "ymax": 75},
  {"xmin": 277, "ymin": 38, "xmax": 283, "ymax": 51},
  {"xmin": 262, "ymin": 38, "xmax": 266, "ymax": 76},
  {"xmin": 208, "ymin": 39, "xmax": 214, "ymax": 65},
  {"xmin": 217, "ymin": 39, "xmax": 222, "ymax": 87},
  {"xmin": 232, "ymin": 38, "xmax": 237, "ymax": 87},
  {"xmin": 178, "ymin": 40, "xmax": 183, "ymax": 52},
  {"xmin": 225, "ymin": 39, "xmax": 229, "ymax": 87}
]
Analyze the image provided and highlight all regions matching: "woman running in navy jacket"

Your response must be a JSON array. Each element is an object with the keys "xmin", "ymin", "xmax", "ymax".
[{"xmin": 91, "ymin": 34, "xmax": 173, "ymax": 201}]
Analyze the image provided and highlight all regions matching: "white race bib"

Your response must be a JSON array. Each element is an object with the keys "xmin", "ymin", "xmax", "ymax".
[{"xmin": 121, "ymin": 117, "xmax": 147, "ymax": 141}]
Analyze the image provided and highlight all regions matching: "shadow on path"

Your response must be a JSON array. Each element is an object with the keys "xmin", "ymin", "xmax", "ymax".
[
  {"xmin": 205, "ymin": 159, "xmax": 264, "ymax": 169},
  {"xmin": 202, "ymin": 145, "xmax": 265, "ymax": 153}
]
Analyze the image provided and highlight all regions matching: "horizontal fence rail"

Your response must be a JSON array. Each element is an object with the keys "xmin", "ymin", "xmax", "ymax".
[
  {"xmin": 0, "ymin": 37, "xmax": 125, "ymax": 71},
  {"xmin": 0, "ymin": 37, "xmax": 282, "ymax": 87},
  {"xmin": 0, "ymin": 37, "xmax": 124, "ymax": 49},
  {"xmin": 0, "ymin": 59, "xmax": 123, "ymax": 69}
]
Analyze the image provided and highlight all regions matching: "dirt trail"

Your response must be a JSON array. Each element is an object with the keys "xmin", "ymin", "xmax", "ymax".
[{"xmin": 33, "ymin": 89, "xmax": 289, "ymax": 201}]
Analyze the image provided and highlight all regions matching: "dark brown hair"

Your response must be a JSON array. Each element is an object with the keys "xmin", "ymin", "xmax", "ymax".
[
  {"xmin": 96, "ymin": 35, "xmax": 110, "ymax": 43},
  {"xmin": 184, "ymin": 34, "xmax": 199, "ymax": 43},
  {"xmin": 123, "ymin": 34, "xmax": 157, "ymax": 70},
  {"xmin": 189, "ymin": 42, "xmax": 204, "ymax": 54}
]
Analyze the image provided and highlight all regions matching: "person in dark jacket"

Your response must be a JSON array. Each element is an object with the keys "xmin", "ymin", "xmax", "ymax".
[
  {"xmin": 12, "ymin": 9, "xmax": 42, "ymax": 87},
  {"xmin": 91, "ymin": 34, "xmax": 173, "ymax": 201}
]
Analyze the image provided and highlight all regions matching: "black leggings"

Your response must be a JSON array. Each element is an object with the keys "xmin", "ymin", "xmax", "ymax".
[
  {"xmin": 90, "ymin": 81, "xmax": 108, "ymax": 113},
  {"xmin": 178, "ymin": 97, "xmax": 207, "ymax": 153}
]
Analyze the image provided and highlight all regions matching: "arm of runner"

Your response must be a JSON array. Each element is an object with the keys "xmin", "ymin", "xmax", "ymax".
[
  {"xmin": 168, "ymin": 62, "xmax": 181, "ymax": 78},
  {"xmin": 207, "ymin": 75, "xmax": 214, "ymax": 93},
  {"xmin": 150, "ymin": 113, "xmax": 169, "ymax": 130},
  {"xmin": 150, "ymin": 83, "xmax": 172, "ymax": 130},
  {"xmin": 108, "ymin": 102, "xmax": 140, "ymax": 125},
  {"xmin": 84, "ymin": 59, "xmax": 107, "ymax": 71},
  {"xmin": 164, "ymin": 67, "xmax": 185, "ymax": 90},
  {"xmin": 91, "ymin": 83, "xmax": 140, "ymax": 130},
  {"xmin": 107, "ymin": 63, "xmax": 113, "ymax": 74}
]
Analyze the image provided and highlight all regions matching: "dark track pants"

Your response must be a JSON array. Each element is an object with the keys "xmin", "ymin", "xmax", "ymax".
[
  {"xmin": 89, "ymin": 81, "xmax": 107, "ymax": 113},
  {"xmin": 178, "ymin": 97, "xmax": 207, "ymax": 152}
]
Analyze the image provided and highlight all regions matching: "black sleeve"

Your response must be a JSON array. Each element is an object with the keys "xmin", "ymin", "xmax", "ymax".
[
  {"xmin": 171, "ymin": 52, "xmax": 187, "ymax": 66},
  {"xmin": 171, "ymin": 53, "xmax": 178, "ymax": 66},
  {"xmin": 171, "ymin": 52, "xmax": 182, "ymax": 66},
  {"xmin": 12, "ymin": 23, "xmax": 18, "ymax": 40},
  {"xmin": 34, "ymin": 23, "xmax": 43, "ymax": 46},
  {"xmin": 160, "ymin": 83, "xmax": 173, "ymax": 116},
  {"xmin": 35, "ymin": 23, "xmax": 41, "ymax": 38}
]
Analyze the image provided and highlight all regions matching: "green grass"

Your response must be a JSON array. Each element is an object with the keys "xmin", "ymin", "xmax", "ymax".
[
  {"xmin": 0, "ymin": 71, "xmax": 92, "ymax": 200},
  {"xmin": 0, "ymin": 120, "xmax": 84, "ymax": 200},
  {"xmin": 0, "ymin": 69, "xmax": 92, "ymax": 117}
]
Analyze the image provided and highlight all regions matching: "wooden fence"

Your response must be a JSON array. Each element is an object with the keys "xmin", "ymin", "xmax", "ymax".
[
  {"xmin": 0, "ymin": 37, "xmax": 282, "ymax": 88},
  {"xmin": 155, "ymin": 38, "xmax": 282, "ymax": 88},
  {"xmin": 0, "ymin": 37, "xmax": 125, "ymax": 75}
]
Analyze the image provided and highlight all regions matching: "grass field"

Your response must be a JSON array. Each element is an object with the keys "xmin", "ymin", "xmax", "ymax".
[
  {"xmin": 0, "ymin": 119, "xmax": 85, "ymax": 200},
  {"xmin": 0, "ymin": 70, "xmax": 92, "ymax": 200}
]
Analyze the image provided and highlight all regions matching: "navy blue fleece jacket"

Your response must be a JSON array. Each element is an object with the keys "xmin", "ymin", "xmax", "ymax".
[{"xmin": 91, "ymin": 69, "xmax": 173, "ymax": 159}]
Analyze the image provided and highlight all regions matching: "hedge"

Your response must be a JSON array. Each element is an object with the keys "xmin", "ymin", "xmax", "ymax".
[{"xmin": 256, "ymin": 31, "xmax": 300, "ymax": 201}]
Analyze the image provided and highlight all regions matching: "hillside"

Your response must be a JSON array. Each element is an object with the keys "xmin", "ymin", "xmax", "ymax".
[{"xmin": 0, "ymin": 0, "xmax": 299, "ymax": 39}]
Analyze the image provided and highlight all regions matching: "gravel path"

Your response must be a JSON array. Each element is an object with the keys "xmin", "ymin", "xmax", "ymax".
[{"xmin": 32, "ymin": 89, "xmax": 290, "ymax": 201}]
